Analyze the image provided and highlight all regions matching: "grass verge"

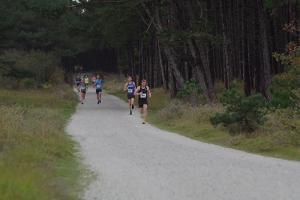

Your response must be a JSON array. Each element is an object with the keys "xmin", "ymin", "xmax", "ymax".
[
  {"xmin": 0, "ymin": 85, "xmax": 85, "ymax": 200},
  {"xmin": 105, "ymin": 75, "xmax": 300, "ymax": 161}
]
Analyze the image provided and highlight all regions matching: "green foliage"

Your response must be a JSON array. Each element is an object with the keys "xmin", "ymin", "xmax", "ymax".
[
  {"xmin": 270, "ymin": 47, "xmax": 300, "ymax": 109},
  {"xmin": 177, "ymin": 80, "xmax": 201, "ymax": 98},
  {"xmin": 20, "ymin": 78, "xmax": 37, "ymax": 89},
  {"xmin": 211, "ymin": 84, "xmax": 267, "ymax": 132},
  {"xmin": 0, "ymin": 50, "xmax": 62, "ymax": 87},
  {"xmin": 0, "ymin": 0, "xmax": 90, "ymax": 56},
  {"xmin": 177, "ymin": 80, "xmax": 204, "ymax": 105}
]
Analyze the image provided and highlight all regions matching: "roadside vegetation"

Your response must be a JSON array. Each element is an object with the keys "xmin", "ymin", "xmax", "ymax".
[
  {"xmin": 0, "ymin": 85, "xmax": 86, "ymax": 200},
  {"xmin": 0, "ymin": 48, "xmax": 87, "ymax": 199},
  {"xmin": 104, "ymin": 53, "xmax": 300, "ymax": 161}
]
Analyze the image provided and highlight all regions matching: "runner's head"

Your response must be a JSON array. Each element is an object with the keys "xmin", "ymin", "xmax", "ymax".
[
  {"xmin": 141, "ymin": 79, "xmax": 147, "ymax": 87},
  {"xmin": 128, "ymin": 75, "xmax": 132, "ymax": 82},
  {"xmin": 96, "ymin": 75, "xmax": 100, "ymax": 79}
]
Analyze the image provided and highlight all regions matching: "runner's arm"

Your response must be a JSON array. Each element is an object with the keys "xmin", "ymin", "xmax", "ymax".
[
  {"xmin": 134, "ymin": 86, "xmax": 140, "ymax": 96},
  {"xmin": 147, "ymin": 86, "xmax": 152, "ymax": 98},
  {"xmin": 123, "ymin": 82, "xmax": 128, "ymax": 92}
]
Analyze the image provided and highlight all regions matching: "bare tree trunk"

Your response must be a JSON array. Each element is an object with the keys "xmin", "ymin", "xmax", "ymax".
[{"xmin": 257, "ymin": 0, "xmax": 272, "ymax": 100}]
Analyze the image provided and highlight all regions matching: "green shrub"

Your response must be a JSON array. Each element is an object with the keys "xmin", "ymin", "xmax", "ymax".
[
  {"xmin": 270, "ymin": 48, "xmax": 300, "ymax": 109},
  {"xmin": 20, "ymin": 78, "xmax": 37, "ymax": 89},
  {"xmin": 210, "ymin": 84, "xmax": 267, "ymax": 132},
  {"xmin": 177, "ymin": 80, "xmax": 204, "ymax": 105},
  {"xmin": 0, "ymin": 49, "xmax": 62, "ymax": 87}
]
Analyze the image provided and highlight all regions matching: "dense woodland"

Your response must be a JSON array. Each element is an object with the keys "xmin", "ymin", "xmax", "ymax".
[{"xmin": 0, "ymin": 0, "xmax": 299, "ymax": 102}]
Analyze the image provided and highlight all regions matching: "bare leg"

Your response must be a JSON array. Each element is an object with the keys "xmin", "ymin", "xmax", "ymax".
[
  {"xmin": 128, "ymin": 100, "xmax": 131, "ymax": 109},
  {"xmin": 81, "ymin": 93, "xmax": 85, "ymax": 104},
  {"xmin": 131, "ymin": 98, "xmax": 135, "ymax": 109},
  {"xmin": 140, "ymin": 107, "xmax": 144, "ymax": 120},
  {"xmin": 143, "ymin": 104, "xmax": 148, "ymax": 123}
]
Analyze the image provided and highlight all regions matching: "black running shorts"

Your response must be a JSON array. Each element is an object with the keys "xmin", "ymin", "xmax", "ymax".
[
  {"xmin": 96, "ymin": 89, "xmax": 102, "ymax": 94},
  {"xmin": 138, "ymin": 99, "xmax": 148, "ymax": 108}
]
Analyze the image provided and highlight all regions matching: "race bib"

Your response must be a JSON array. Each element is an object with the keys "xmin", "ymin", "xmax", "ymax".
[
  {"xmin": 96, "ymin": 84, "xmax": 101, "ymax": 89},
  {"xmin": 140, "ymin": 93, "xmax": 147, "ymax": 98},
  {"xmin": 128, "ymin": 89, "xmax": 133, "ymax": 93}
]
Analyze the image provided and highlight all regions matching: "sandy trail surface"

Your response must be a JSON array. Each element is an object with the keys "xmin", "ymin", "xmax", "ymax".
[{"xmin": 67, "ymin": 90, "xmax": 300, "ymax": 200}]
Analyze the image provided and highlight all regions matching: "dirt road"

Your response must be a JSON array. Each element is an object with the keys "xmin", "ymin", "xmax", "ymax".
[{"xmin": 67, "ymin": 90, "xmax": 300, "ymax": 200}]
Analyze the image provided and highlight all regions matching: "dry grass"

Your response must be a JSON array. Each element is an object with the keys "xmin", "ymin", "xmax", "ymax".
[{"xmin": 0, "ymin": 85, "xmax": 85, "ymax": 200}]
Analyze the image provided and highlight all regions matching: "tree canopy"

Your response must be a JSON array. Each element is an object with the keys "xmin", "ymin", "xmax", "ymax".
[{"xmin": 0, "ymin": 0, "xmax": 299, "ymax": 100}]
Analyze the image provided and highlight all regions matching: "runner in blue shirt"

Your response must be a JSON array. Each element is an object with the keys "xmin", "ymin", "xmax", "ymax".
[
  {"xmin": 124, "ymin": 75, "xmax": 136, "ymax": 115},
  {"xmin": 95, "ymin": 75, "xmax": 103, "ymax": 104}
]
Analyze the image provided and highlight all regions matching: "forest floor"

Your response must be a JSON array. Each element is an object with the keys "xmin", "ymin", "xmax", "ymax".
[
  {"xmin": 0, "ymin": 86, "xmax": 87, "ymax": 200},
  {"xmin": 105, "ymin": 74, "xmax": 300, "ymax": 161},
  {"xmin": 68, "ymin": 87, "xmax": 300, "ymax": 200}
]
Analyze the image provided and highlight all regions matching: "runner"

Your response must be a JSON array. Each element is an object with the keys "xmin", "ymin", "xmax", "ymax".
[
  {"xmin": 135, "ymin": 79, "xmax": 151, "ymax": 124},
  {"xmin": 95, "ymin": 75, "xmax": 103, "ymax": 104},
  {"xmin": 92, "ymin": 74, "xmax": 96, "ymax": 88},
  {"xmin": 80, "ymin": 80, "xmax": 87, "ymax": 104},
  {"xmin": 75, "ymin": 75, "xmax": 81, "ymax": 92},
  {"xmin": 124, "ymin": 75, "xmax": 136, "ymax": 115},
  {"xmin": 84, "ymin": 75, "xmax": 90, "ymax": 91}
]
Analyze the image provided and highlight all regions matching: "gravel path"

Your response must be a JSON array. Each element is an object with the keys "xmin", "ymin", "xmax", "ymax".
[{"xmin": 67, "ymin": 90, "xmax": 300, "ymax": 200}]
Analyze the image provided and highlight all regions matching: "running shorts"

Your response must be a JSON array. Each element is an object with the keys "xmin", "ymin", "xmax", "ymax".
[
  {"xmin": 127, "ymin": 94, "xmax": 135, "ymax": 99},
  {"xmin": 96, "ymin": 88, "xmax": 102, "ymax": 94},
  {"xmin": 138, "ymin": 99, "xmax": 148, "ymax": 108}
]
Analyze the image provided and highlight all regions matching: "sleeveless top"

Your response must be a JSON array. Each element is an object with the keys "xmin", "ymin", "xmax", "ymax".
[
  {"xmin": 139, "ymin": 86, "xmax": 148, "ymax": 100},
  {"xmin": 80, "ymin": 83, "xmax": 86, "ymax": 91},
  {"xmin": 127, "ymin": 81, "xmax": 135, "ymax": 95}
]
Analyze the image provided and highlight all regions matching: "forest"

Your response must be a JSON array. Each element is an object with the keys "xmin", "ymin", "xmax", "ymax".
[
  {"xmin": 0, "ymin": 1, "xmax": 298, "ymax": 93},
  {"xmin": 0, "ymin": 0, "xmax": 299, "ymax": 121}
]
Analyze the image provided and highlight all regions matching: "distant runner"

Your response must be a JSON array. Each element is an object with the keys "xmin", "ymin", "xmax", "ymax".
[
  {"xmin": 135, "ymin": 79, "xmax": 151, "ymax": 124},
  {"xmin": 92, "ymin": 74, "xmax": 96, "ymax": 88},
  {"xmin": 124, "ymin": 75, "xmax": 136, "ymax": 115},
  {"xmin": 84, "ymin": 75, "xmax": 90, "ymax": 90},
  {"xmin": 80, "ymin": 80, "xmax": 87, "ymax": 104},
  {"xmin": 75, "ymin": 75, "xmax": 81, "ymax": 92},
  {"xmin": 95, "ymin": 75, "xmax": 103, "ymax": 104}
]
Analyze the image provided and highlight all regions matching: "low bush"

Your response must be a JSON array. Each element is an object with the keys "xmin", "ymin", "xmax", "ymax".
[
  {"xmin": 270, "ymin": 47, "xmax": 300, "ymax": 109},
  {"xmin": 266, "ymin": 109, "xmax": 300, "ymax": 147},
  {"xmin": 0, "ymin": 49, "xmax": 62, "ymax": 88},
  {"xmin": 210, "ymin": 84, "xmax": 267, "ymax": 133},
  {"xmin": 177, "ymin": 80, "xmax": 204, "ymax": 105},
  {"xmin": 20, "ymin": 78, "xmax": 37, "ymax": 89}
]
